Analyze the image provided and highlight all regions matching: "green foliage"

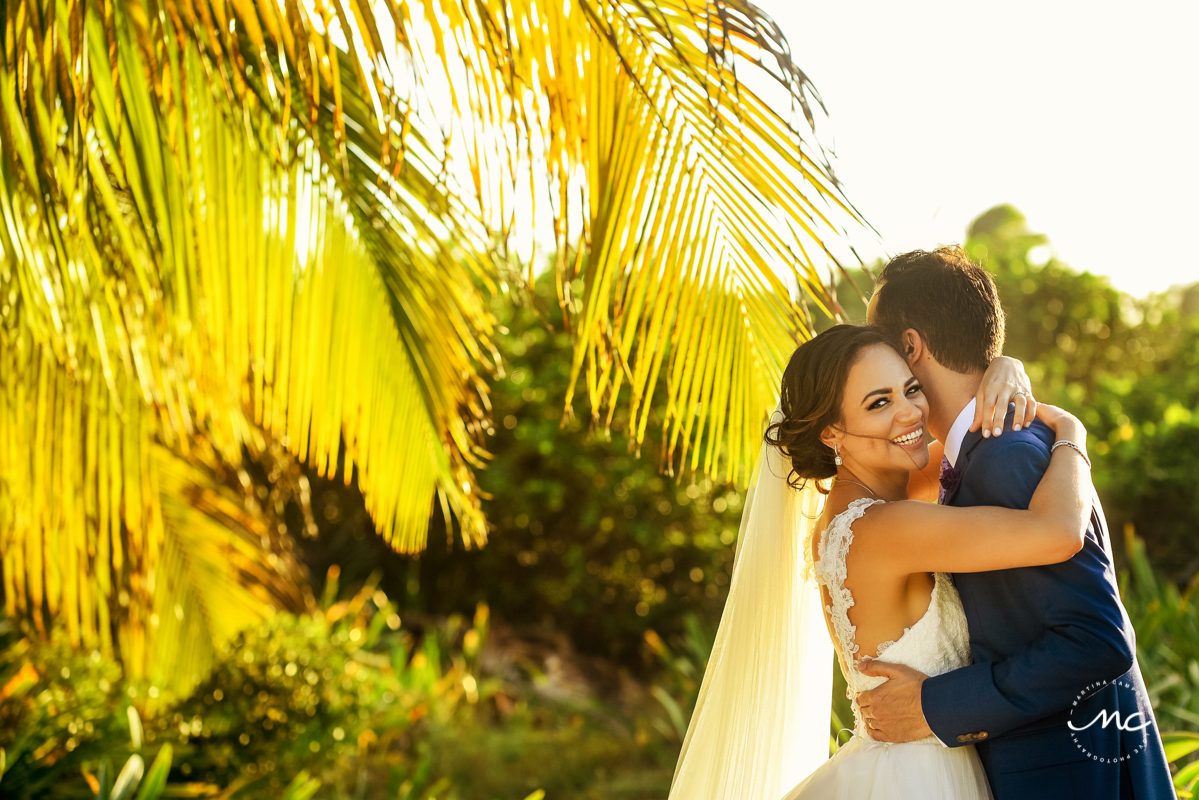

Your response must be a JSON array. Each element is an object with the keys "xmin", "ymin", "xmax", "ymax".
[
  {"xmin": 1082, "ymin": 331, "xmax": 1199, "ymax": 581},
  {"xmin": 1120, "ymin": 530, "xmax": 1199, "ymax": 734},
  {"xmin": 1096, "ymin": 401, "xmax": 1199, "ymax": 582},
  {"xmin": 423, "ymin": 708, "xmax": 672, "ymax": 800},
  {"xmin": 150, "ymin": 573, "xmax": 494, "ymax": 797},
  {"xmin": 1116, "ymin": 527, "xmax": 1199, "ymax": 789},
  {"xmin": 160, "ymin": 612, "xmax": 387, "ymax": 789},
  {"xmin": 0, "ymin": 580, "xmax": 493, "ymax": 799},
  {"xmin": 132, "ymin": 745, "xmax": 171, "ymax": 800},
  {"xmin": 966, "ymin": 205, "xmax": 1142, "ymax": 394},
  {"xmin": 1164, "ymin": 731, "xmax": 1199, "ymax": 797},
  {"xmin": 642, "ymin": 611, "xmax": 876, "ymax": 758},
  {"xmin": 0, "ymin": 636, "xmax": 172, "ymax": 800},
  {"xmin": 0, "ymin": 576, "xmax": 699, "ymax": 799},
  {"xmin": 642, "ymin": 614, "xmax": 714, "ymax": 736},
  {"xmin": 406, "ymin": 611, "xmax": 697, "ymax": 799},
  {"xmin": 0, "ymin": 618, "xmax": 131, "ymax": 798}
]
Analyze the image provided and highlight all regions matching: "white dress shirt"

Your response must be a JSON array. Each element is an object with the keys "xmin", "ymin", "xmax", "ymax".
[{"xmin": 943, "ymin": 398, "xmax": 977, "ymax": 468}]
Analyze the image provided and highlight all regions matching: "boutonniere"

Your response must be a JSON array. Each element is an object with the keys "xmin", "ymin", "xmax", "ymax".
[{"xmin": 938, "ymin": 464, "xmax": 961, "ymax": 504}]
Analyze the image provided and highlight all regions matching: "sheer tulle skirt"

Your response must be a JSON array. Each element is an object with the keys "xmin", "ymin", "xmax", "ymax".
[{"xmin": 781, "ymin": 735, "xmax": 993, "ymax": 800}]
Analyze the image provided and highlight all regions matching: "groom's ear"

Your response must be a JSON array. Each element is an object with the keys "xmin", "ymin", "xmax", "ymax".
[{"xmin": 900, "ymin": 329, "xmax": 925, "ymax": 366}]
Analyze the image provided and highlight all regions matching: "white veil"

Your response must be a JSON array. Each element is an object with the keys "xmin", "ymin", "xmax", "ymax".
[{"xmin": 667, "ymin": 406, "xmax": 833, "ymax": 800}]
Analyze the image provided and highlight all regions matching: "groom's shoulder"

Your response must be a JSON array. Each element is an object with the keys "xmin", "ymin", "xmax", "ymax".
[
  {"xmin": 967, "ymin": 413, "xmax": 1053, "ymax": 469},
  {"xmin": 992, "ymin": 416, "xmax": 1053, "ymax": 451},
  {"xmin": 959, "ymin": 414, "xmax": 1054, "ymax": 506}
]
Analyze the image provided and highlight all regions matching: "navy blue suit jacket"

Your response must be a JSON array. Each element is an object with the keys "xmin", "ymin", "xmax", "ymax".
[{"xmin": 920, "ymin": 411, "xmax": 1175, "ymax": 799}]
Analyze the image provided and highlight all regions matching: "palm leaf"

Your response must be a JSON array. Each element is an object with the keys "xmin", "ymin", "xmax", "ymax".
[
  {"xmin": 1164, "ymin": 731, "xmax": 1199, "ymax": 764},
  {"xmin": 148, "ymin": 442, "xmax": 310, "ymax": 701},
  {"xmin": 409, "ymin": 0, "xmax": 862, "ymax": 483}
]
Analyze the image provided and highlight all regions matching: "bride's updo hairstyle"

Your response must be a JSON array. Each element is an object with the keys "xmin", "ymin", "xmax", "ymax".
[{"xmin": 764, "ymin": 324, "xmax": 902, "ymax": 491}]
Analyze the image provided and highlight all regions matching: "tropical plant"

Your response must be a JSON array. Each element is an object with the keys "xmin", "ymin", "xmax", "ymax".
[
  {"xmin": 0, "ymin": 572, "xmax": 494, "ymax": 798},
  {"xmin": 0, "ymin": 612, "xmax": 173, "ymax": 800},
  {"xmin": 1119, "ymin": 528, "xmax": 1199, "ymax": 734},
  {"xmin": 1165, "ymin": 731, "xmax": 1199, "ymax": 798},
  {"xmin": 143, "ymin": 568, "xmax": 488, "ymax": 797},
  {"xmin": 0, "ymin": 0, "xmax": 860, "ymax": 700},
  {"xmin": 1115, "ymin": 525, "xmax": 1199, "ymax": 794}
]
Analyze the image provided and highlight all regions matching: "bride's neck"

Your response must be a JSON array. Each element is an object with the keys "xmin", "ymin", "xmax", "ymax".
[{"xmin": 834, "ymin": 466, "xmax": 909, "ymax": 502}]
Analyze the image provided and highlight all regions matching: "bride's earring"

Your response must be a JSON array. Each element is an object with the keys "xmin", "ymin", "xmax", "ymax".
[{"xmin": 834, "ymin": 444, "xmax": 843, "ymax": 466}]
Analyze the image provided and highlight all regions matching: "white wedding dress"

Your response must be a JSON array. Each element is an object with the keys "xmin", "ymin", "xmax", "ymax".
[{"xmin": 782, "ymin": 497, "xmax": 994, "ymax": 800}]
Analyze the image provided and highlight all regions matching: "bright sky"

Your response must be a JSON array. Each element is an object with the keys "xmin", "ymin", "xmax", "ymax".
[{"xmin": 756, "ymin": 0, "xmax": 1199, "ymax": 296}]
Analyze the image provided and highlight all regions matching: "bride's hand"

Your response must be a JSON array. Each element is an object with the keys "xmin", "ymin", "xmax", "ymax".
[{"xmin": 972, "ymin": 355, "xmax": 1037, "ymax": 438}]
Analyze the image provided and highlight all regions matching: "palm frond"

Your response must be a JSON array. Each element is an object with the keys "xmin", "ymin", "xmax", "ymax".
[
  {"xmin": 0, "ymin": 324, "xmax": 309, "ymax": 697},
  {"xmin": 411, "ymin": 0, "xmax": 861, "ymax": 483},
  {"xmin": 149, "ymin": 441, "xmax": 310, "ymax": 703}
]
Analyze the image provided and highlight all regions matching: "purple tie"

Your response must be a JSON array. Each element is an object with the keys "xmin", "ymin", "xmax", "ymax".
[{"xmin": 938, "ymin": 455, "xmax": 961, "ymax": 504}]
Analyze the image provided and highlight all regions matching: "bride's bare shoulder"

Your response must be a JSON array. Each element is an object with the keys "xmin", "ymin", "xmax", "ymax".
[
  {"xmin": 811, "ymin": 493, "xmax": 886, "ymax": 571},
  {"xmin": 815, "ymin": 492, "xmax": 880, "ymax": 539},
  {"xmin": 823, "ymin": 494, "xmax": 915, "ymax": 539}
]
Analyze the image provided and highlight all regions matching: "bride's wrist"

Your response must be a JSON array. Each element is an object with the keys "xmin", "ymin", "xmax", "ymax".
[
  {"xmin": 1051, "ymin": 437, "xmax": 1091, "ymax": 468},
  {"xmin": 1052, "ymin": 421, "xmax": 1089, "ymax": 457}
]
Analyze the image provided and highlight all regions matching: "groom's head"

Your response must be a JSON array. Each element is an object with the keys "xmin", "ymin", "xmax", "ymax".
[{"xmin": 866, "ymin": 245, "xmax": 1005, "ymax": 385}]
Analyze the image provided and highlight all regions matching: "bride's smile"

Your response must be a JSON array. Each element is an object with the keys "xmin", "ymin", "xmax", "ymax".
[{"xmin": 891, "ymin": 427, "xmax": 924, "ymax": 447}]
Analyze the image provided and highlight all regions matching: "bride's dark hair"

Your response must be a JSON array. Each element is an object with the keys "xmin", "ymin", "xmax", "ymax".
[{"xmin": 765, "ymin": 324, "xmax": 904, "ymax": 491}]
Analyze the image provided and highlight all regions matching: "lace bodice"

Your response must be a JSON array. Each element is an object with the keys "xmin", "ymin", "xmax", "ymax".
[{"xmin": 814, "ymin": 498, "xmax": 973, "ymax": 743}]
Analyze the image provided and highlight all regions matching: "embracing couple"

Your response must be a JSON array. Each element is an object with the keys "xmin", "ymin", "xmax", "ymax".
[{"xmin": 669, "ymin": 247, "xmax": 1176, "ymax": 800}]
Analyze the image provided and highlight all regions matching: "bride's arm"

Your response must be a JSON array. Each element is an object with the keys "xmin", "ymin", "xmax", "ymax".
[{"xmin": 855, "ymin": 404, "xmax": 1091, "ymax": 574}]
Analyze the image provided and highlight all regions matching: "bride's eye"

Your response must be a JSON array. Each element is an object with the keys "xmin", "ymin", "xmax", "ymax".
[
  {"xmin": 906, "ymin": 384, "xmax": 923, "ymax": 396},
  {"xmin": 868, "ymin": 398, "xmax": 888, "ymax": 410}
]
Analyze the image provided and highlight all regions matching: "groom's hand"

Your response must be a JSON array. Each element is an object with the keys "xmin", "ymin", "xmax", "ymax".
[{"xmin": 855, "ymin": 659, "xmax": 934, "ymax": 743}]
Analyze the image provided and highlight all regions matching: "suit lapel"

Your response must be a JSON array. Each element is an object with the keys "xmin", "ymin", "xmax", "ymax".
[{"xmin": 944, "ymin": 428, "xmax": 985, "ymax": 506}]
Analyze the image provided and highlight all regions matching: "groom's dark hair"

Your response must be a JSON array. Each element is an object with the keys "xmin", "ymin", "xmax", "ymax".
[{"xmin": 870, "ymin": 245, "xmax": 1005, "ymax": 373}]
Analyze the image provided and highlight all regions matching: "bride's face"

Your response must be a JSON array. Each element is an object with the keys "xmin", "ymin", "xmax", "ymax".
[{"xmin": 832, "ymin": 343, "xmax": 931, "ymax": 474}]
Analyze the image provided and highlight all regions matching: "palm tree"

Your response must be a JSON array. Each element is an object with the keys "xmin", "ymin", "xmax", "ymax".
[{"xmin": 0, "ymin": 0, "xmax": 862, "ymax": 700}]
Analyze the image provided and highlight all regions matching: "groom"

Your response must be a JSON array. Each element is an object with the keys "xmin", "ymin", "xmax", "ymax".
[{"xmin": 857, "ymin": 246, "xmax": 1175, "ymax": 799}]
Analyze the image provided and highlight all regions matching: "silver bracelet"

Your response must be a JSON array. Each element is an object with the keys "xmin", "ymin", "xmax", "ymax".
[{"xmin": 1051, "ymin": 439, "xmax": 1091, "ymax": 468}]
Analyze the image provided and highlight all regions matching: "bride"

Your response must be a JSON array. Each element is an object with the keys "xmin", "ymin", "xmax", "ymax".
[{"xmin": 667, "ymin": 324, "xmax": 1093, "ymax": 800}]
